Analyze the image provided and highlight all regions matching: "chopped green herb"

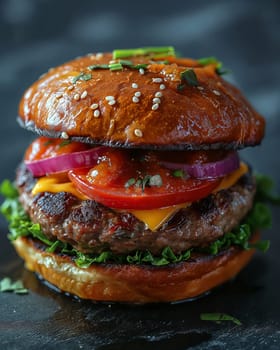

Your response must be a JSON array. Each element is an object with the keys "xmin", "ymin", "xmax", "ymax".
[
  {"xmin": 177, "ymin": 69, "xmax": 199, "ymax": 91},
  {"xmin": 133, "ymin": 63, "xmax": 149, "ymax": 70},
  {"xmin": 197, "ymin": 56, "xmax": 229, "ymax": 76},
  {"xmin": 0, "ymin": 277, "xmax": 28, "ymax": 294},
  {"xmin": 46, "ymin": 240, "xmax": 64, "ymax": 253},
  {"xmin": 88, "ymin": 61, "xmax": 149, "ymax": 73},
  {"xmin": 149, "ymin": 174, "xmax": 163, "ymax": 187},
  {"xmin": 198, "ymin": 56, "xmax": 221, "ymax": 66},
  {"xmin": 88, "ymin": 64, "xmax": 110, "ymax": 70},
  {"xmin": 124, "ymin": 178, "xmax": 136, "ymax": 188},
  {"xmin": 113, "ymin": 46, "xmax": 175, "ymax": 59},
  {"xmin": 141, "ymin": 175, "xmax": 152, "ymax": 192},
  {"xmin": 72, "ymin": 72, "xmax": 92, "ymax": 84},
  {"xmin": 118, "ymin": 59, "xmax": 134, "ymax": 66},
  {"xmin": 132, "ymin": 174, "xmax": 163, "ymax": 192},
  {"xmin": 59, "ymin": 140, "xmax": 72, "ymax": 148},
  {"xmin": 200, "ymin": 313, "xmax": 242, "ymax": 326},
  {"xmin": 108, "ymin": 62, "xmax": 123, "ymax": 71},
  {"xmin": 172, "ymin": 169, "xmax": 186, "ymax": 178},
  {"xmin": 181, "ymin": 69, "xmax": 199, "ymax": 86}
]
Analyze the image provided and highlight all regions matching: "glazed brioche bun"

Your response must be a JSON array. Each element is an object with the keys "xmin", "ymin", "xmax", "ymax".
[
  {"xmin": 18, "ymin": 52, "xmax": 264, "ymax": 149},
  {"xmin": 14, "ymin": 235, "xmax": 257, "ymax": 303}
]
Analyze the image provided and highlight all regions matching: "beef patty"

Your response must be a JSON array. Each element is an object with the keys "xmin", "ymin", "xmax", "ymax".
[{"xmin": 16, "ymin": 163, "xmax": 256, "ymax": 255}]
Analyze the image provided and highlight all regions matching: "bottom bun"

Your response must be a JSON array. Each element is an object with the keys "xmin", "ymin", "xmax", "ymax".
[{"xmin": 13, "ymin": 235, "xmax": 258, "ymax": 303}]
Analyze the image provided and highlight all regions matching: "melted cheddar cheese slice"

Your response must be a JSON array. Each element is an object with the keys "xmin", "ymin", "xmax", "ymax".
[
  {"xmin": 32, "ymin": 174, "xmax": 88, "ymax": 200},
  {"xmin": 31, "ymin": 162, "xmax": 248, "ymax": 231}
]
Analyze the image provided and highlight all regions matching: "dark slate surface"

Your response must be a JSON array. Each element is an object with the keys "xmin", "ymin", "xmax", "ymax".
[{"xmin": 0, "ymin": 0, "xmax": 280, "ymax": 349}]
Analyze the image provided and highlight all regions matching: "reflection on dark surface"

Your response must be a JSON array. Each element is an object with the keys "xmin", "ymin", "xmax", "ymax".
[{"xmin": 0, "ymin": 0, "xmax": 280, "ymax": 348}]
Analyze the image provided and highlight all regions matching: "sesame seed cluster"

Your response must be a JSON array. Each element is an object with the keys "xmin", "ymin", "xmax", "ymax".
[
  {"xmin": 51, "ymin": 52, "xmax": 189, "ymax": 139},
  {"xmin": 20, "ymin": 47, "xmax": 255, "ymax": 150}
]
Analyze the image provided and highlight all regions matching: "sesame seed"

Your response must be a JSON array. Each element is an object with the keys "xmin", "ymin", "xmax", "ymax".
[
  {"xmin": 132, "ymin": 83, "xmax": 138, "ymax": 89},
  {"xmin": 159, "ymin": 84, "xmax": 166, "ymax": 90},
  {"xmin": 80, "ymin": 90, "xmax": 88, "ymax": 99},
  {"xmin": 61, "ymin": 132, "xmax": 69, "ymax": 139},
  {"xmin": 134, "ymin": 91, "xmax": 141, "ymax": 97},
  {"xmin": 155, "ymin": 91, "xmax": 162, "ymax": 98},
  {"xmin": 108, "ymin": 100, "xmax": 116, "ymax": 105},
  {"xmin": 213, "ymin": 89, "xmax": 221, "ymax": 96},
  {"xmin": 153, "ymin": 97, "xmax": 161, "ymax": 104},
  {"xmin": 132, "ymin": 96, "xmax": 139, "ymax": 103},
  {"xmin": 197, "ymin": 86, "xmax": 204, "ymax": 91},
  {"xmin": 90, "ymin": 169, "xmax": 99, "ymax": 177},
  {"xmin": 74, "ymin": 93, "xmax": 80, "ymax": 101},
  {"xmin": 105, "ymin": 95, "xmax": 115, "ymax": 101},
  {"xmin": 96, "ymin": 53, "xmax": 104, "ymax": 59},
  {"xmin": 93, "ymin": 110, "xmax": 100, "ymax": 118},
  {"xmin": 134, "ymin": 128, "xmax": 143, "ymax": 137},
  {"xmin": 90, "ymin": 103, "xmax": 99, "ymax": 110},
  {"xmin": 152, "ymin": 103, "xmax": 159, "ymax": 111},
  {"xmin": 152, "ymin": 78, "xmax": 163, "ymax": 83},
  {"xmin": 139, "ymin": 68, "xmax": 145, "ymax": 75},
  {"xmin": 67, "ymin": 85, "xmax": 74, "ymax": 91}
]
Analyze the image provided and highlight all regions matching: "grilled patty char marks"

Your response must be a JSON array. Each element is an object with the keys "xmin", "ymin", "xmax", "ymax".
[{"xmin": 16, "ymin": 163, "xmax": 256, "ymax": 255}]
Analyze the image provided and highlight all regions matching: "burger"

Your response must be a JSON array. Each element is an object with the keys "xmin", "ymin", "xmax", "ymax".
[{"xmin": 1, "ymin": 46, "xmax": 272, "ymax": 303}]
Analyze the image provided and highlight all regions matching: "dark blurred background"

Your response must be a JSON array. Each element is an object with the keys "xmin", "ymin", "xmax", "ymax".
[{"xmin": 0, "ymin": 0, "xmax": 279, "ymax": 348}]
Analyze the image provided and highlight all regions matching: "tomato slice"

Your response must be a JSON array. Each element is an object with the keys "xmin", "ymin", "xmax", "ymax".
[
  {"xmin": 24, "ymin": 136, "xmax": 91, "ymax": 161},
  {"xmin": 68, "ymin": 149, "xmax": 221, "ymax": 209}
]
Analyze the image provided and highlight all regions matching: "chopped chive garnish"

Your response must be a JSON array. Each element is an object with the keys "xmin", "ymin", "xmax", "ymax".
[
  {"xmin": 132, "ymin": 63, "xmax": 148, "ymax": 70},
  {"xmin": 87, "ymin": 62, "xmax": 148, "ymax": 72},
  {"xmin": 113, "ymin": 46, "xmax": 175, "ymax": 59},
  {"xmin": 0, "ymin": 277, "xmax": 28, "ymax": 295},
  {"xmin": 109, "ymin": 62, "xmax": 123, "ymax": 71},
  {"xmin": 200, "ymin": 313, "xmax": 242, "ymax": 326},
  {"xmin": 88, "ymin": 64, "xmax": 109, "ymax": 70},
  {"xmin": 72, "ymin": 72, "xmax": 92, "ymax": 84},
  {"xmin": 118, "ymin": 59, "xmax": 134, "ymax": 66}
]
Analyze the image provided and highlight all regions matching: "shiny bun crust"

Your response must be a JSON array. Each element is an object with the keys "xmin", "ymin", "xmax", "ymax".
[
  {"xmin": 18, "ymin": 53, "xmax": 265, "ymax": 150},
  {"xmin": 13, "ymin": 236, "xmax": 257, "ymax": 303}
]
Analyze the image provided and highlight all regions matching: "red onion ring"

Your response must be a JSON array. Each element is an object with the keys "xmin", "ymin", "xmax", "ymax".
[
  {"xmin": 25, "ymin": 147, "xmax": 107, "ymax": 177},
  {"xmin": 161, "ymin": 151, "xmax": 240, "ymax": 179}
]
